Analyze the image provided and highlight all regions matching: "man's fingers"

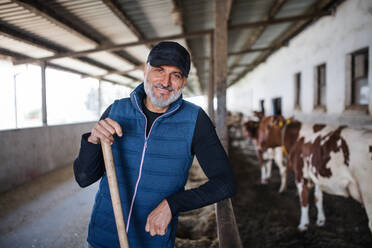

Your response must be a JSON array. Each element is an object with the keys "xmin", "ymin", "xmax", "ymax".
[
  {"xmin": 105, "ymin": 118, "xmax": 123, "ymax": 137},
  {"xmin": 145, "ymin": 199, "xmax": 172, "ymax": 236},
  {"xmin": 96, "ymin": 123, "xmax": 114, "ymax": 139},
  {"xmin": 146, "ymin": 215, "xmax": 167, "ymax": 236},
  {"xmin": 149, "ymin": 221, "xmax": 156, "ymax": 236},
  {"xmin": 157, "ymin": 226, "xmax": 166, "ymax": 235},
  {"xmin": 88, "ymin": 118, "xmax": 122, "ymax": 145},
  {"xmin": 146, "ymin": 217, "xmax": 156, "ymax": 236},
  {"xmin": 95, "ymin": 126, "xmax": 114, "ymax": 143},
  {"xmin": 92, "ymin": 129, "xmax": 113, "ymax": 144},
  {"xmin": 100, "ymin": 119, "xmax": 116, "ymax": 135}
]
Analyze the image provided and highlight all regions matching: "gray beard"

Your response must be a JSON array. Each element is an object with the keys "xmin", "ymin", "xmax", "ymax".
[{"xmin": 143, "ymin": 75, "xmax": 183, "ymax": 108}]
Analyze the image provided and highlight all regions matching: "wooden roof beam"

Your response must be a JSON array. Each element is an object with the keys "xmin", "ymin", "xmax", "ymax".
[{"xmin": 226, "ymin": 0, "xmax": 235, "ymax": 21}]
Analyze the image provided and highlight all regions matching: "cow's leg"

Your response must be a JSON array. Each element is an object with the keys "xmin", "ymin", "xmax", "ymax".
[
  {"xmin": 297, "ymin": 180, "xmax": 310, "ymax": 231},
  {"xmin": 265, "ymin": 159, "xmax": 272, "ymax": 181},
  {"xmin": 257, "ymin": 149, "xmax": 268, "ymax": 184},
  {"xmin": 274, "ymin": 147, "xmax": 286, "ymax": 193},
  {"xmin": 261, "ymin": 166, "xmax": 268, "ymax": 184},
  {"xmin": 264, "ymin": 149, "xmax": 273, "ymax": 181},
  {"xmin": 314, "ymin": 184, "xmax": 325, "ymax": 226}
]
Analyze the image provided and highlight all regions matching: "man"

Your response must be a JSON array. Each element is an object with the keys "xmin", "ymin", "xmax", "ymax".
[{"xmin": 74, "ymin": 41, "xmax": 236, "ymax": 248}]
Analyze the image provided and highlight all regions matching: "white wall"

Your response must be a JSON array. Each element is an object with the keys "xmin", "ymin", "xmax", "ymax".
[
  {"xmin": 0, "ymin": 122, "xmax": 94, "ymax": 193},
  {"xmin": 227, "ymin": 0, "xmax": 372, "ymax": 127}
]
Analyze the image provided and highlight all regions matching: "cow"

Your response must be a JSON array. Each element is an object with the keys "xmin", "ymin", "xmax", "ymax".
[
  {"xmin": 253, "ymin": 110, "xmax": 265, "ymax": 121},
  {"xmin": 243, "ymin": 115, "xmax": 287, "ymax": 193},
  {"xmin": 282, "ymin": 121, "xmax": 372, "ymax": 233}
]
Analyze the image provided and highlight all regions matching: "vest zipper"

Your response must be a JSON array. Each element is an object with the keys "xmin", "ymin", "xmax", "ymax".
[
  {"xmin": 126, "ymin": 139, "xmax": 147, "ymax": 232},
  {"xmin": 126, "ymin": 93, "xmax": 180, "ymax": 231}
]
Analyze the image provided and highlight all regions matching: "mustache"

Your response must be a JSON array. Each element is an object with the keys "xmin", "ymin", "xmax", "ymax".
[{"xmin": 153, "ymin": 84, "xmax": 174, "ymax": 92}]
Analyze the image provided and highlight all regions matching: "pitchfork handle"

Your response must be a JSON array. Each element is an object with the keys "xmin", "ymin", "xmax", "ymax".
[{"xmin": 101, "ymin": 141, "xmax": 130, "ymax": 248}]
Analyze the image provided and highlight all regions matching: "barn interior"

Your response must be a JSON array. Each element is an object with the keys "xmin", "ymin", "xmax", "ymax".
[{"xmin": 0, "ymin": 0, "xmax": 371, "ymax": 247}]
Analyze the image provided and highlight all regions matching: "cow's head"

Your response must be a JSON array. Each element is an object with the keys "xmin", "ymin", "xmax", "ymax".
[
  {"xmin": 253, "ymin": 111, "xmax": 265, "ymax": 121},
  {"xmin": 243, "ymin": 120, "xmax": 260, "ymax": 140},
  {"xmin": 270, "ymin": 115, "xmax": 286, "ymax": 128}
]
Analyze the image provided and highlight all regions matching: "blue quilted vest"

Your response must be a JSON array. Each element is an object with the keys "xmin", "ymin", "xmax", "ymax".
[{"xmin": 87, "ymin": 83, "xmax": 200, "ymax": 248}]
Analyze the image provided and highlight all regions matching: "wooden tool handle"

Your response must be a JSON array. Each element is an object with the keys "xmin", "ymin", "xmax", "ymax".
[{"xmin": 101, "ymin": 141, "xmax": 130, "ymax": 248}]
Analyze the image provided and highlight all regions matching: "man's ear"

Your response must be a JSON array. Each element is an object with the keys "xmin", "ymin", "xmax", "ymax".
[{"xmin": 183, "ymin": 77, "xmax": 188, "ymax": 87}]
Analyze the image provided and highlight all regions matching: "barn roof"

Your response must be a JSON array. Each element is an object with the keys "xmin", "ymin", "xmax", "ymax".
[{"xmin": 0, "ymin": 0, "xmax": 344, "ymax": 96}]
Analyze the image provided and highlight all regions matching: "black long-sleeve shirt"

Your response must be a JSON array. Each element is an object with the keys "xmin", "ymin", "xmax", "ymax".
[{"xmin": 73, "ymin": 104, "xmax": 236, "ymax": 216}]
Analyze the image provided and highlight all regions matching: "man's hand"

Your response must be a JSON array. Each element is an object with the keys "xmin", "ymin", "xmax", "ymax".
[
  {"xmin": 145, "ymin": 199, "xmax": 172, "ymax": 236},
  {"xmin": 88, "ymin": 118, "xmax": 123, "ymax": 145}
]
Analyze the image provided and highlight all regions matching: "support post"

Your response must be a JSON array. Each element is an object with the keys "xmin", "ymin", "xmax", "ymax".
[
  {"xmin": 13, "ymin": 73, "xmax": 18, "ymax": 128},
  {"xmin": 98, "ymin": 79, "xmax": 102, "ymax": 117},
  {"xmin": 208, "ymin": 34, "xmax": 215, "ymax": 122},
  {"xmin": 214, "ymin": 0, "xmax": 242, "ymax": 247},
  {"xmin": 41, "ymin": 62, "xmax": 47, "ymax": 126}
]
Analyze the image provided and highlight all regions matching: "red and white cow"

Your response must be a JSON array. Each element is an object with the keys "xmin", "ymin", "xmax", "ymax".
[
  {"xmin": 243, "ymin": 116, "xmax": 287, "ymax": 193},
  {"xmin": 283, "ymin": 121, "xmax": 372, "ymax": 232}
]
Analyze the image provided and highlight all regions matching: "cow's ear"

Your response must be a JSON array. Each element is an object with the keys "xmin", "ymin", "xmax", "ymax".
[{"xmin": 272, "ymin": 116, "xmax": 279, "ymax": 125}]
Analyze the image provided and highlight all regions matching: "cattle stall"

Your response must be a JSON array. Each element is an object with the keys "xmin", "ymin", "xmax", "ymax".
[
  {"xmin": 228, "ymin": 127, "xmax": 372, "ymax": 248},
  {"xmin": 226, "ymin": 0, "xmax": 372, "ymax": 245}
]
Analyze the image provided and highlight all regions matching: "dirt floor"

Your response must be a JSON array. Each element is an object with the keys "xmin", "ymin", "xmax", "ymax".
[
  {"xmin": 0, "ymin": 165, "xmax": 97, "ymax": 248},
  {"xmin": 175, "ymin": 160, "xmax": 218, "ymax": 248},
  {"xmin": 229, "ymin": 139, "xmax": 372, "ymax": 248},
  {"xmin": 1, "ymin": 136, "xmax": 371, "ymax": 247}
]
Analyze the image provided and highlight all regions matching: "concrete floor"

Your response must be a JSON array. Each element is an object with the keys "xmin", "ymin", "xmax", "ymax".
[{"xmin": 0, "ymin": 164, "xmax": 98, "ymax": 248}]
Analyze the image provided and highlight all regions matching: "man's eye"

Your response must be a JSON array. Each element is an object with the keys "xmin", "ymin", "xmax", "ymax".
[{"xmin": 173, "ymin": 73, "xmax": 182, "ymax": 79}]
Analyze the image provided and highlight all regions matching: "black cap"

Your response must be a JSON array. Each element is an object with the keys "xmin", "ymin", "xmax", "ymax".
[{"xmin": 147, "ymin": 41, "xmax": 191, "ymax": 77}]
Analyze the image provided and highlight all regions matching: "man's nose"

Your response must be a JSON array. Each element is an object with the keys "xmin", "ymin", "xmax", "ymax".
[{"xmin": 160, "ymin": 73, "xmax": 171, "ymax": 86}]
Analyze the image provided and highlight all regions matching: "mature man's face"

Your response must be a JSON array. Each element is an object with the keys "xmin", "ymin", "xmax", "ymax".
[{"xmin": 144, "ymin": 64, "xmax": 186, "ymax": 108}]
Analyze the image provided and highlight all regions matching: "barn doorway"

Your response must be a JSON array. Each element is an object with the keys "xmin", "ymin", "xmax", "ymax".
[
  {"xmin": 272, "ymin": 97, "xmax": 282, "ymax": 115},
  {"xmin": 259, "ymin": 99, "xmax": 265, "ymax": 115}
]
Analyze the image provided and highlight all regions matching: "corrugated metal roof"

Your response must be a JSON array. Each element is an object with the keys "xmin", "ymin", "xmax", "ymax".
[
  {"xmin": 276, "ymin": 0, "xmax": 319, "ymax": 18},
  {"xmin": 180, "ymin": 0, "xmax": 214, "ymax": 32},
  {"xmin": 228, "ymin": 28, "xmax": 255, "ymax": 53},
  {"xmin": 0, "ymin": 34, "xmax": 53, "ymax": 57},
  {"xmin": 88, "ymin": 51, "xmax": 134, "ymax": 71},
  {"xmin": 53, "ymin": 0, "xmax": 138, "ymax": 43},
  {"xmin": 1, "ymin": 1, "xmax": 96, "ymax": 51},
  {"xmin": 128, "ymin": 69, "xmax": 144, "ymax": 79},
  {"xmin": 230, "ymin": 0, "xmax": 274, "ymax": 25},
  {"xmin": 252, "ymin": 23, "xmax": 292, "ymax": 48},
  {"xmin": 50, "ymin": 57, "xmax": 107, "ymax": 75},
  {"xmin": 117, "ymin": 0, "xmax": 182, "ymax": 38},
  {"xmin": 103, "ymin": 73, "xmax": 136, "ymax": 84},
  {"xmin": 0, "ymin": 0, "xmax": 341, "ymax": 93}
]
